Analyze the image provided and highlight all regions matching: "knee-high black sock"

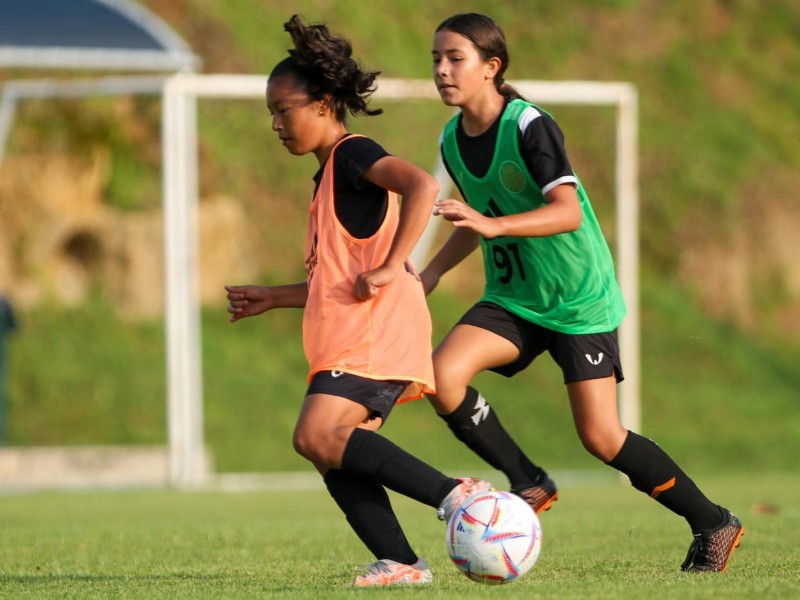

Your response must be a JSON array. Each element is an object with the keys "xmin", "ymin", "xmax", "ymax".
[
  {"xmin": 607, "ymin": 430, "xmax": 724, "ymax": 532},
  {"xmin": 323, "ymin": 469, "xmax": 418, "ymax": 564},
  {"xmin": 341, "ymin": 428, "xmax": 459, "ymax": 508},
  {"xmin": 440, "ymin": 387, "xmax": 547, "ymax": 489}
]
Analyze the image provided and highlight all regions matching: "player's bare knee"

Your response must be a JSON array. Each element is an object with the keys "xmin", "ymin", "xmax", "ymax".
[
  {"xmin": 427, "ymin": 384, "xmax": 466, "ymax": 415},
  {"xmin": 292, "ymin": 427, "xmax": 326, "ymax": 463},
  {"xmin": 578, "ymin": 431, "xmax": 618, "ymax": 462},
  {"xmin": 431, "ymin": 366, "xmax": 471, "ymax": 401},
  {"xmin": 578, "ymin": 431, "xmax": 603, "ymax": 460},
  {"xmin": 295, "ymin": 426, "xmax": 350, "ymax": 467},
  {"xmin": 291, "ymin": 429, "xmax": 313, "ymax": 460},
  {"xmin": 433, "ymin": 352, "xmax": 473, "ymax": 383}
]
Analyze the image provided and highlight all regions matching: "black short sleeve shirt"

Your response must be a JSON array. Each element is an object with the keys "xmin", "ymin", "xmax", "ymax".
[{"xmin": 313, "ymin": 135, "xmax": 391, "ymax": 239}]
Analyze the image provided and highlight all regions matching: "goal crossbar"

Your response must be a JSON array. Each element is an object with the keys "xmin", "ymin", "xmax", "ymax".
[{"xmin": 162, "ymin": 74, "xmax": 639, "ymax": 486}]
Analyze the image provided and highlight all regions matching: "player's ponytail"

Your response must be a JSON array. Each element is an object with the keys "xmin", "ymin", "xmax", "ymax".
[
  {"xmin": 436, "ymin": 13, "xmax": 527, "ymax": 102},
  {"xmin": 271, "ymin": 14, "xmax": 383, "ymax": 123}
]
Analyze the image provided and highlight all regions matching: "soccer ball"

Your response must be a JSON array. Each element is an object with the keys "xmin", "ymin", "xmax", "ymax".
[{"xmin": 445, "ymin": 490, "xmax": 542, "ymax": 585}]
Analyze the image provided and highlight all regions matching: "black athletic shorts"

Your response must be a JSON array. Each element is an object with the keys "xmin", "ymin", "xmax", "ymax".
[
  {"xmin": 306, "ymin": 370, "xmax": 410, "ymax": 423},
  {"xmin": 457, "ymin": 301, "xmax": 624, "ymax": 384}
]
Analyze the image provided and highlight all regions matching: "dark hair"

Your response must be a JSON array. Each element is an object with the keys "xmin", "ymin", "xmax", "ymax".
[
  {"xmin": 435, "ymin": 13, "xmax": 525, "ymax": 101},
  {"xmin": 270, "ymin": 14, "xmax": 382, "ymax": 123}
]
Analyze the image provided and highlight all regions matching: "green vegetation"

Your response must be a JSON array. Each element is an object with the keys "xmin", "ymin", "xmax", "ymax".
[
  {"xmin": 2, "ymin": 2, "xmax": 798, "ymax": 475},
  {"xmin": 0, "ymin": 4, "xmax": 798, "ymax": 596},
  {"xmin": 0, "ymin": 472, "xmax": 797, "ymax": 598},
  {"xmin": 11, "ymin": 96, "xmax": 162, "ymax": 212},
  {"xmin": 8, "ymin": 1, "xmax": 800, "ymax": 287},
  {"xmin": 5, "ymin": 276, "xmax": 799, "ymax": 475},
  {"xmin": 153, "ymin": 0, "xmax": 800, "ymax": 281}
]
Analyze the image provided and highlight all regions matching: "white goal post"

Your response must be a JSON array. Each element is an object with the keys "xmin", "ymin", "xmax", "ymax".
[{"xmin": 162, "ymin": 74, "xmax": 639, "ymax": 486}]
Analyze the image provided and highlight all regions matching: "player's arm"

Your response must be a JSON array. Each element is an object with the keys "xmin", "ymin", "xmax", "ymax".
[
  {"xmin": 433, "ymin": 184, "xmax": 581, "ymax": 240},
  {"xmin": 419, "ymin": 226, "xmax": 480, "ymax": 295},
  {"xmin": 498, "ymin": 183, "xmax": 582, "ymax": 236},
  {"xmin": 437, "ymin": 108, "xmax": 582, "ymax": 239},
  {"xmin": 352, "ymin": 155, "xmax": 439, "ymax": 300},
  {"xmin": 225, "ymin": 283, "xmax": 307, "ymax": 322}
]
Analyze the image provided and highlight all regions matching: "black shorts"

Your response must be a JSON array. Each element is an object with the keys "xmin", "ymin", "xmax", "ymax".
[
  {"xmin": 306, "ymin": 370, "xmax": 410, "ymax": 423},
  {"xmin": 457, "ymin": 302, "xmax": 624, "ymax": 384}
]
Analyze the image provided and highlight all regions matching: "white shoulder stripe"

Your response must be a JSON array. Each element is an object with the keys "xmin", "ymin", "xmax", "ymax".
[
  {"xmin": 542, "ymin": 175, "xmax": 577, "ymax": 196},
  {"xmin": 517, "ymin": 106, "xmax": 542, "ymax": 133}
]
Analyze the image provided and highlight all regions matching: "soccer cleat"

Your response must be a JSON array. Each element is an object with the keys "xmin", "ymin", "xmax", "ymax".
[
  {"xmin": 353, "ymin": 558, "xmax": 433, "ymax": 587},
  {"xmin": 512, "ymin": 474, "xmax": 559, "ymax": 515},
  {"xmin": 437, "ymin": 477, "xmax": 494, "ymax": 523},
  {"xmin": 681, "ymin": 508, "xmax": 744, "ymax": 573}
]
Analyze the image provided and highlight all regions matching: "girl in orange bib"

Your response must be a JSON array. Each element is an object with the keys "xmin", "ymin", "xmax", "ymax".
[{"xmin": 225, "ymin": 15, "xmax": 490, "ymax": 587}]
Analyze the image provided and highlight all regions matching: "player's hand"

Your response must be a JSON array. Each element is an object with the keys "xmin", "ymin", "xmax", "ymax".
[
  {"xmin": 225, "ymin": 285, "xmax": 272, "ymax": 322},
  {"xmin": 434, "ymin": 199, "xmax": 502, "ymax": 239},
  {"xmin": 353, "ymin": 265, "xmax": 398, "ymax": 300}
]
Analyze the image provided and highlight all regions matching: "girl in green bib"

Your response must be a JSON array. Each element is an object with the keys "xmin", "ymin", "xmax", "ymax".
[{"xmin": 422, "ymin": 12, "xmax": 743, "ymax": 573}]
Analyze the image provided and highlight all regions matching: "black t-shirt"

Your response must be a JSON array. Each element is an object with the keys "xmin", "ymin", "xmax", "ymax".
[
  {"xmin": 449, "ymin": 100, "xmax": 575, "ymax": 192},
  {"xmin": 312, "ymin": 135, "xmax": 390, "ymax": 239}
]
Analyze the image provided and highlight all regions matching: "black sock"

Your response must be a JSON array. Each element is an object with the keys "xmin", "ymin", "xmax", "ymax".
[
  {"xmin": 607, "ymin": 430, "xmax": 725, "ymax": 532},
  {"xmin": 323, "ymin": 469, "xmax": 418, "ymax": 564},
  {"xmin": 440, "ymin": 387, "xmax": 547, "ymax": 489},
  {"xmin": 341, "ymin": 428, "xmax": 459, "ymax": 508}
]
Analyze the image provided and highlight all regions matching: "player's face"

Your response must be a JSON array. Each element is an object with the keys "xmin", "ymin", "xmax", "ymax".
[
  {"xmin": 266, "ymin": 75, "xmax": 325, "ymax": 156},
  {"xmin": 432, "ymin": 30, "xmax": 494, "ymax": 107}
]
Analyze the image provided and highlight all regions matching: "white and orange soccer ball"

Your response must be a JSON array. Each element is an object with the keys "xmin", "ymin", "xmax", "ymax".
[{"xmin": 445, "ymin": 490, "xmax": 542, "ymax": 585}]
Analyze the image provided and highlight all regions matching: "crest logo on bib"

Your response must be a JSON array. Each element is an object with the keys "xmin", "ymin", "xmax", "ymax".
[{"xmin": 499, "ymin": 160, "xmax": 526, "ymax": 193}]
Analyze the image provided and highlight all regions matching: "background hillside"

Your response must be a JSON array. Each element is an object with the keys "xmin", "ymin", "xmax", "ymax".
[
  {"xmin": 0, "ymin": 0, "xmax": 798, "ymax": 476},
  {"xmin": 146, "ymin": 0, "xmax": 800, "ymax": 334}
]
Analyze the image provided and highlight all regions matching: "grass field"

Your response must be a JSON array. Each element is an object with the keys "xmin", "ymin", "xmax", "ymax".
[{"xmin": 1, "ymin": 472, "xmax": 797, "ymax": 599}]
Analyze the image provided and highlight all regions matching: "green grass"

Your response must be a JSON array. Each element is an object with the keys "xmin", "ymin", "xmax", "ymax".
[
  {"xmin": 3, "ymin": 269, "xmax": 798, "ymax": 477},
  {"xmin": 4, "ymin": 297, "xmax": 165, "ymax": 445},
  {"xmin": 5, "ymin": 271, "xmax": 799, "ymax": 475},
  {"xmin": 0, "ymin": 472, "xmax": 797, "ymax": 598}
]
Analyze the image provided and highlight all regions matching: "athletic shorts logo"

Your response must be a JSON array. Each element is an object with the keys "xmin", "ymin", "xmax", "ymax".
[
  {"xmin": 331, "ymin": 370, "xmax": 344, "ymax": 378},
  {"xmin": 585, "ymin": 352, "xmax": 604, "ymax": 366}
]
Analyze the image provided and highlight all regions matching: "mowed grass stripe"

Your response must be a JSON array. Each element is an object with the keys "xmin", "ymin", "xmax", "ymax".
[{"xmin": 0, "ymin": 472, "xmax": 797, "ymax": 598}]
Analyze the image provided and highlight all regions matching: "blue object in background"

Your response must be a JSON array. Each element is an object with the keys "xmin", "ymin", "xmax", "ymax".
[{"xmin": 0, "ymin": 296, "xmax": 17, "ymax": 445}]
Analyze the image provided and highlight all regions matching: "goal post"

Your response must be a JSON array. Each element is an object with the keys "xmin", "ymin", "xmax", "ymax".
[{"xmin": 162, "ymin": 74, "xmax": 639, "ymax": 486}]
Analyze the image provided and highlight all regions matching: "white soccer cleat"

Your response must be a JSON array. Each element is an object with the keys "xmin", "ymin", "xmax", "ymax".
[
  {"xmin": 437, "ymin": 477, "xmax": 494, "ymax": 523},
  {"xmin": 353, "ymin": 558, "xmax": 433, "ymax": 586}
]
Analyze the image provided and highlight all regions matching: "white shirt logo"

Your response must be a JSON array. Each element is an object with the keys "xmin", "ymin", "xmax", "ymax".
[{"xmin": 331, "ymin": 370, "xmax": 344, "ymax": 378}]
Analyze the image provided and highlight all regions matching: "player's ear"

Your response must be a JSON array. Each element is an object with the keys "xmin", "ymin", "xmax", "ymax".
[
  {"xmin": 318, "ymin": 95, "xmax": 333, "ymax": 117},
  {"xmin": 484, "ymin": 56, "xmax": 502, "ymax": 80}
]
